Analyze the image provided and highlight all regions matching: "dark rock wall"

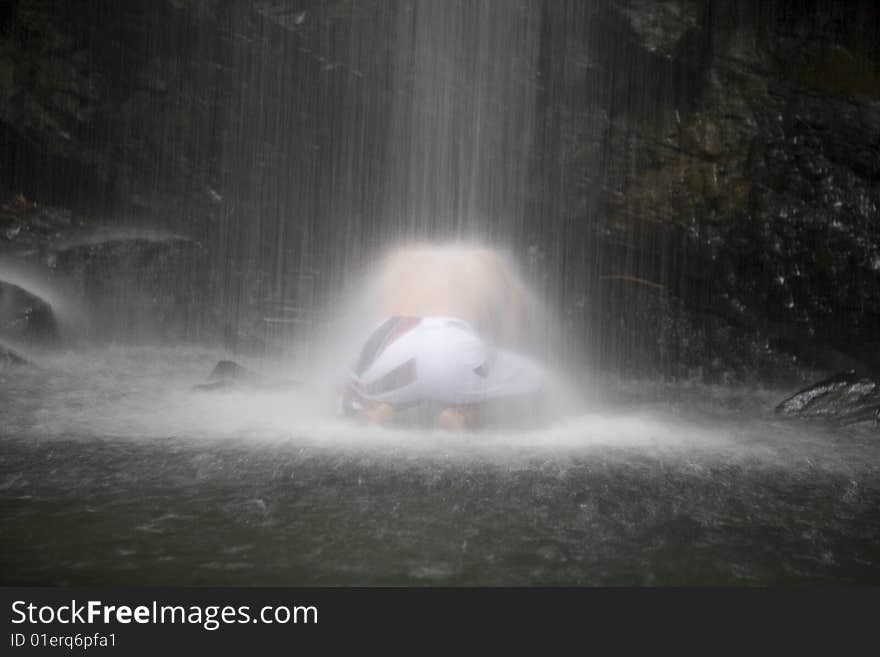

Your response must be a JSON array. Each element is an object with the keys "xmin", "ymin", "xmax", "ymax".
[
  {"xmin": 0, "ymin": 0, "xmax": 234, "ymax": 220},
  {"xmin": 536, "ymin": 0, "xmax": 880, "ymax": 381},
  {"xmin": 1, "ymin": 0, "xmax": 878, "ymax": 383}
]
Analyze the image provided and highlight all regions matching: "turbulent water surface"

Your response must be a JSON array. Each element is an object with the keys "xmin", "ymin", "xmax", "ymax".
[{"xmin": 2, "ymin": 347, "xmax": 878, "ymax": 585}]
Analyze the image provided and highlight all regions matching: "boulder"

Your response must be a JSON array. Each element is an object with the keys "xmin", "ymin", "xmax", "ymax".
[
  {"xmin": 51, "ymin": 231, "xmax": 206, "ymax": 342},
  {"xmin": 775, "ymin": 371, "xmax": 880, "ymax": 425},
  {"xmin": 192, "ymin": 359, "xmax": 304, "ymax": 392},
  {"xmin": 192, "ymin": 360, "xmax": 257, "ymax": 391},
  {"xmin": 0, "ymin": 279, "xmax": 59, "ymax": 344},
  {"xmin": 0, "ymin": 342, "xmax": 30, "ymax": 368}
]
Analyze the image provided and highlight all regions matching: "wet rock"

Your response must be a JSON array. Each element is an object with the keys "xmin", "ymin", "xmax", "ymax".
[
  {"xmin": 0, "ymin": 1, "xmax": 227, "ymax": 219},
  {"xmin": 0, "ymin": 195, "xmax": 77, "ymax": 259},
  {"xmin": 192, "ymin": 359, "xmax": 302, "ymax": 392},
  {"xmin": 193, "ymin": 361, "xmax": 253, "ymax": 391},
  {"xmin": 0, "ymin": 279, "xmax": 59, "ymax": 344},
  {"xmin": 775, "ymin": 371, "xmax": 880, "ymax": 425},
  {"xmin": 583, "ymin": 276, "xmax": 810, "ymax": 384},
  {"xmin": 209, "ymin": 359, "xmax": 256, "ymax": 382},
  {"xmin": 701, "ymin": 84, "xmax": 880, "ymax": 374},
  {"xmin": 0, "ymin": 342, "xmax": 30, "ymax": 368},
  {"xmin": 51, "ymin": 231, "xmax": 206, "ymax": 342},
  {"xmin": 201, "ymin": 359, "xmax": 258, "ymax": 390},
  {"xmin": 616, "ymin": 0, "xmax": 701, "ymax": 60},
  {"xmin": 560, "ymin": 1, "xmax": 880, "ymax": 380}
]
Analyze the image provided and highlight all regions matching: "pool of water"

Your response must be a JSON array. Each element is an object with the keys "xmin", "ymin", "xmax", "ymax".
[{"xmin": 1, "ymin": 347, "xmax": 878, "ymax": 585}]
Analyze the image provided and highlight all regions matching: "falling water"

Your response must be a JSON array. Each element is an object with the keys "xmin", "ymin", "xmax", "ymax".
[
  {"xmin": 381, "ymin": 1, "xmax": 539, "ymax": 241},
  {"xmin": 1, "ymin": 1, "xmax": 879, "ymax": 585},
  {"xmin": 198, "ymin": 0, "xmax": 547, "ymax": 366}
]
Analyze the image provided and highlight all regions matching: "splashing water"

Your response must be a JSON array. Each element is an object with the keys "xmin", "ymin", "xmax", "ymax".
[{"xmin": 3, "ymin": 344, "xmax": 879, "ymax": 585}]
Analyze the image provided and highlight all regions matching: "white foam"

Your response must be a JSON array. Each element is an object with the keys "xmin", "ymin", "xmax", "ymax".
[{"xmin": 4, "ymin": 346, "xmax": 868, "ymax": 475}]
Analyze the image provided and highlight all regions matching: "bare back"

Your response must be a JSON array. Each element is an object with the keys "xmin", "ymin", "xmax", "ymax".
[{"xmin": 372, "ymin": 245, "xmax": 525, "ymax": 345}]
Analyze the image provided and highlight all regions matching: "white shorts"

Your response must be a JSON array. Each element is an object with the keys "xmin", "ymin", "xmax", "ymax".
[{"xmin": 343, "ymin": 316, "xmax": 545, "ymax": 413}]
